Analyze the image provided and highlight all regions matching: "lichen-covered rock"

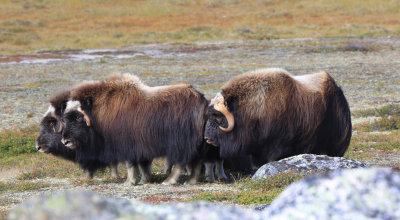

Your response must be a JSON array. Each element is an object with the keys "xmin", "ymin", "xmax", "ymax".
[
  {"xmin": 264, "ymin": 168, "xmax": 400, "ymax": 220},
  {"xmin": 9, "ymin": 168, "xmax": 400, "ymax": 220},
  {"xmin": 252, "ymin": 154, "xmax": 367, "ymax": 180},
  {"xmin": 8, "ymin": 191, "xmax": 264, "ymax": 220}
]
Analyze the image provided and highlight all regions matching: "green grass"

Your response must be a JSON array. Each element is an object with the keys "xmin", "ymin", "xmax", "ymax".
[
  {"xmin": 0, "ymin": 125, "xmax": 39, "ymax": 159},
  {"xmin": 1, "ymin": 153, "xmax": 170, "ymax": 183},
  {"xmin": 354, "ymin": 116, "xmax": 400, "ymax": 132},
  {"xmin": 352, "ymin": 104, "xmax": 400, "ymax": 118},
  {"xmin": 352, "ymin": 105, "xmax": 400, "ymax": 133},
  {"xmin": 41, "ymin": 79, "xmax": 68, "ymax": 84},
  {"xmin": 70, "ymin": 177, "xmax": 125, "ymax": 186},
  {"xmin": 10, "ymin": 154, "xmax": 111, "ymax": 180},
  {"xmin": 0, "ymin": 181, "xmax": 49, "ymax": 193},
  {"xmin": 346, "ymin": 104, "xmax": 400, "ymax": 161},
  {"xmin": 347, "ymin": 130, "xmax": 400, "ymax": 152},
  {"xmin": 194, "ymin": 171, "xmax": 311, "ymax": 205}
]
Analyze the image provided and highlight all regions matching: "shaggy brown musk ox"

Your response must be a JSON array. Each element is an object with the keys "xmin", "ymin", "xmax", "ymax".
[
  {"xmin": 61, "ymin": 74, "xmax": 208, "ymax": 185},
  {"xmin": 36, "ymin": 89, "xmax": 119, "ymax": 179},
  {"xmin": 204, "ymin": 68, "xmax": 352, "ymax": 166}
]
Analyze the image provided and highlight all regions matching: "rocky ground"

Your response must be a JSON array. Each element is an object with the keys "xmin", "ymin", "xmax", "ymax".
[
  {"xmin": 10, "ymin": 168, "xmax": 400, "ymax": 220},
  {"xmin": 2, "ymin": 37, "xmax": 400, "ymax": 131},
  {"xmin": 1, "ymin": 37, "xmax": 400, "ymax": 217}
]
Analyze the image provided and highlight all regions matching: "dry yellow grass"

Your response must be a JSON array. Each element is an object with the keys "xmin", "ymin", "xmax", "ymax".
[{"xmin": 0, "ymin": 0, "xmax": 399, "ymax": 54}]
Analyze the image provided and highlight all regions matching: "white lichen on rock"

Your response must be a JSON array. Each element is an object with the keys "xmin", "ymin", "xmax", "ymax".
[
  {"xmin": 252, "ymin": 154, "xmax": 368, "ymax": 180},
  {"xmin": 264, "ymin": 168, "xmax": 400, "ymax": 220}
]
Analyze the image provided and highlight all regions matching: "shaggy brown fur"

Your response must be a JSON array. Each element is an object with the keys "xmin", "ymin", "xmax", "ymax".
[
  {"xmin": 63, "ymin": 74, "xmax": 208, "ymax": 184},
  {"xmin": 205, "ymin": 68, "xmax": 352, "ymax": 165}
]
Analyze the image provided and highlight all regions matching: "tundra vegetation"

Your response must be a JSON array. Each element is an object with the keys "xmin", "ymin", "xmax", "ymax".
[
  {"xmin": 1, "ymin": 0, "xmax": 400, "ymax": 219},
  {"xmin": 1, "ymin": 0, "xmax": 400, "ymax": 55}
]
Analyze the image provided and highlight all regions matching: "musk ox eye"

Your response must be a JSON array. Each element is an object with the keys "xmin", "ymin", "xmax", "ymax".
[
  {"xmin": 215, "ymin": 116, "xmax": 223, "ymax": 124},
  {"xmin": 76, "ymin": 115, "xmax": 83, "ymax": 122},
  {"xmin": 47, "ymin": 120, "xmax": 56, "ymax": 128}
]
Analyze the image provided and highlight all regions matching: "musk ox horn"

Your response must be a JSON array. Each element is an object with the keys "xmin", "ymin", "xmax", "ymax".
[
  {"xmin": 56, "ymin": 121, "xmax": 64, "ymax": 133},
  {"xmin": 77, "ymin": 107, "xmax": 91, "ymax": 127},
  {"xmin": 214, "ymin": 96, "xmax": 234, "ymax": 132}
]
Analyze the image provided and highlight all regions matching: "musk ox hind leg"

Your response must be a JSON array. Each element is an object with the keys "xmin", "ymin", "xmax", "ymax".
[
  {"xmin": 162, "ymin": 164, "xmax": 184, "ymax": 185},
  {"xmin": 124, "ymin": 161, "xmax": 139, "ymax": 186},
  {"xmin": 110, "ymin": 162, "xmax": 119, "ymax": 178}
]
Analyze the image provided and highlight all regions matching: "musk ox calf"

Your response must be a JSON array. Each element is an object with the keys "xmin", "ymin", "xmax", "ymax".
[
  {"xmin": 36, "ymin": 89, "xmax": 118, "ymax": 179},
  {"xmin": 61, "ymin": 74, "xmax": 208, "ymax": 185},
  {"xmin": 205, "ymin": 68, "xmax": 352, "ymax": 166}
]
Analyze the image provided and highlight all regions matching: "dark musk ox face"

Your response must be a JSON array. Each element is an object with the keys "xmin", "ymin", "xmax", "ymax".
[
  {"xmin": 61, "ymin": 100, "xmax": 92, "ymax": 150},
  {"xmin": 205, "ymin": 108, "xmax": 226, "ymax": 147},
  {"xmin": 36, "ymin": 106, "xmax": 75, "ymax": 159},
  {"xmin": 204, "ymin": 93, "xmax": 235, "ymax": 147},
  {"xmin": 36, "ymin": 112, "xmax": 63, "ymax": 153}
]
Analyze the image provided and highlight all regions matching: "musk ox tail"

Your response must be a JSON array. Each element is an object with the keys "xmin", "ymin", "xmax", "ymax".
[{"xmin": 315, "ymin": 85, "xmax": 352, "ymax": 157}]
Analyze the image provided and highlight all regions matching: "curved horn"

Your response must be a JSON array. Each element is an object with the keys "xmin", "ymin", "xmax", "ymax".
[
  {"xmin": 77, "ymin": 107, "xmax": 91, "ymax": 127},
  {"xmin": 57, "ymin": 121, "xmax": 64, "ymax": 133},
  {"xmin": 53, "ymin": 122, "xmax": 63, "ymax": 134},
  {"xmin": 213, "ymin": 96, "xmax": 234, "ymax": 132}
]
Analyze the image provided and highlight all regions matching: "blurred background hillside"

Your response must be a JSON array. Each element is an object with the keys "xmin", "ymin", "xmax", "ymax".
[{"xmin": 1, "ymin": 0, "xmax": 399, "ymax": 55}]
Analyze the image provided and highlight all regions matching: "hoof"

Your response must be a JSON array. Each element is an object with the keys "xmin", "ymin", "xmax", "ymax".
[
  {"xmin": 138, "ymin": 179, "xmax": 150, "ymax": 185},
  {"xmin": 124, "ymin": 180, "xmax": 137, "ymax": 186},
  {"xmin": 205, "ymin": 177, "xmax": 215, "ymax": 183},
  {"xmin": 162, "ymin": 180, "xmax": 177, "ymax": 185},
  {"xmin": 184, "ymin": 179, "xmax": 198, "ymax": 185}
]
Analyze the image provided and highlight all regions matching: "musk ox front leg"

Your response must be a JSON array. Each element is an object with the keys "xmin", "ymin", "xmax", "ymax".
[
  {"xmin": 204, "ymin": 162, "xmax": 216, "ymax": 183},
  {"xmin": 85, "ymin": 170, "xmax": 94, "ymax": 179},
  {"xmin": 162, "ymin": 164, "xmax": 184, "ymax": 185},
  {"xmin": 215, "ymin": 160, "xmax": 228, "ymax": 181},
  {"xmin": 124, "ymin": 161, "xmax": 139, "ymax": 186},
  {"xmin": 110, "ymin": 162, "xmax": 119, "ymax": 178}
]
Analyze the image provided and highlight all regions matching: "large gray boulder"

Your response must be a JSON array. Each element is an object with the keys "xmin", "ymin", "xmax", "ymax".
[
  {"xmin": 264, "ymin": 168, "xmax": 400, "ymax": 219},
  {"xmin": 8, "ymin": 191, "xmax": 264, "ymax": 220},
  {"xmin": 252, "ymin": 154, "xmax": 367, "ymax": 180}
]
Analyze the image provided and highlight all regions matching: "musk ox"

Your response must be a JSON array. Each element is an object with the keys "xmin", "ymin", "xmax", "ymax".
[
  {"xmin": 61, "ymin": 73, "xmax": 208, "ymax": 185},
  {"xmin": 205, "ymin": 68, "xmax": 352, "ymax": 166},
  {"xmin": 36, "ymin": 89, "xmax": 118, "ymax": 179}
]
